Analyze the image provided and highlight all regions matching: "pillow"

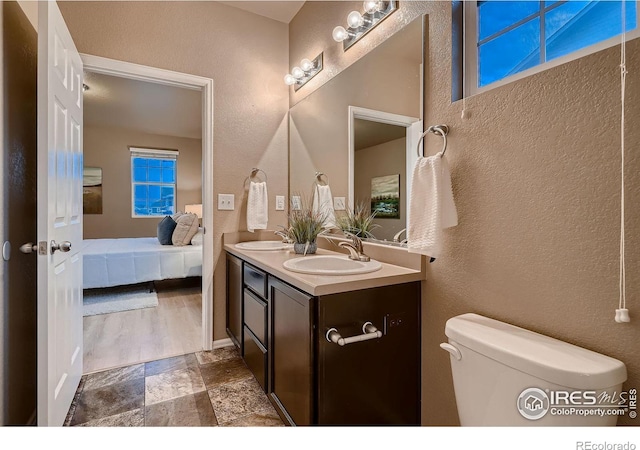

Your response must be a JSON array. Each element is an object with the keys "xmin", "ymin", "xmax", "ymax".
[
  {"xmin": 191, "ymin": 227, "xmax": 204, "ymax": 246},
  {"xmin": 157, "ymin": 216, "xmax": 177, "ymax": 245},
  {"xmin": 172, "ymin": 213, "xmax": 199, "ymax": 246},
  {"xmin": 171, "ymin": 211, "xmax": 184, "ymax": 222}
]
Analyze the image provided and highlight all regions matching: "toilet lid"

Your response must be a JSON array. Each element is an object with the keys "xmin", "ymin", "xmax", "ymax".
[{"xmin": 445, "ymin": 313, "xmax": 627, "ymax": 390}]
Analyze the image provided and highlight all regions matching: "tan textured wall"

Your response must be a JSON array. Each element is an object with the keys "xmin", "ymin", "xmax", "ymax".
[
  {"xmin": 59, "ymin": 1, "xmax": 289, "ymax": 342},
  {"xmin": 290, "ymin": 2, "xmax": 640, "ymax": 426},
  {"xmin": 354, "ymin": 138, "xmax": 406, "ymax": 241},
  {"xmin": 83, "ymin": 125, "xmax": 202, "ymax": 239}
]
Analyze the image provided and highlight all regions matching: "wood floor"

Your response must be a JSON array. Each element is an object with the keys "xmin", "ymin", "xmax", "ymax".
[{"xmin": 83, "ymin": 279, "xmax": 202, "ymax": 374}]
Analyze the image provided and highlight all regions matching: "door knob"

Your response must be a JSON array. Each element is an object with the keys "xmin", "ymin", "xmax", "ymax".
[
  {"xmin": 51, "ymin": 240, "xmax": 71, "ymax": 254},
  {"xmin": 20, "ymin": 241, "xmax": 48, "ymax": 255},
  {"xmin": 20, "ymin": 242, "xmax": 38, "ymax": 254}
]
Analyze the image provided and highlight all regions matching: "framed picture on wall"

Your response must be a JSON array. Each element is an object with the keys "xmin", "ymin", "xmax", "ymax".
[
  {"xmin": 83, "ymin": 166, "xmax": 103, "ymax": 214},
  {"xmin": 371, "ymin": 174, "xmax": 400, "ymax": 219}
]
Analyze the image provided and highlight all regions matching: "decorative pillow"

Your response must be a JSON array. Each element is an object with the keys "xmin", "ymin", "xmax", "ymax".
[
  {"xmin": 172, "ymin": 213, "xmax": 199, "ymax": 246},
  {"xmin": 191, "ymin": 227, "xmax": 204, "ymax": 246},
  {"xmin": 157, "ymin": 216, "xmax": 177, "ymax": 245}
]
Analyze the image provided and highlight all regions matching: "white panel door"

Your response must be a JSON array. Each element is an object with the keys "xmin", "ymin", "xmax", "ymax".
[{"xmin": 37, "ymin": 1, "xmax": 84, "ymax": 426}]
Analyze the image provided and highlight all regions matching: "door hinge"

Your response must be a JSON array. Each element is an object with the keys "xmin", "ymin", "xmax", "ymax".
[{"xmin": 38, "ymin": 241, "xmax": 48, "ymax": 255}]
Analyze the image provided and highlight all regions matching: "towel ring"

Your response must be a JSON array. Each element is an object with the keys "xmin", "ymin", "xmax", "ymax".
[
  {"xmin": 250, "ymin": 168, "xmax": 267, "ymax": 182},
  {"xmin": 416, "ymin": 125, "xmax": 449, "ymax": 158},
  {"xmin": 315, "ymin": 171, "xmax": 329, "ymax": 186}
]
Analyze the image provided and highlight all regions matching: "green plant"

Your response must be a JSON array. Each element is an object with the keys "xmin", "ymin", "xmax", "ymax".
[
  {"xmin": 336, "ymin": 201, "xmax": 380, "ymax": 239},
  {"xmin": 282, "ymin": 204, "xmax": 328, "ymax": 244}
]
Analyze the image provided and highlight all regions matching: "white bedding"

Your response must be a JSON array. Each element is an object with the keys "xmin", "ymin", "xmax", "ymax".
[{"xmin": 83, "ymin": 237, "xmax": 202, "ymax": 289}]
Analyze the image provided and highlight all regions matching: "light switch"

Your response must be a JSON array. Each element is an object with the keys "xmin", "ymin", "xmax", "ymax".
[
  {"xmin": 217, "ymin": 194, "xmax": 234, "ymax": 210},
  {"xmin": 275, "ymin": 195, "xmax": 285, "ymax": 211},
  {"xmin": 291, "ymin": 196, "xmax": 301, "ymax": 210},
  {"xmin": 334, "ymin": 197, "xmax": 346, "ymax": 211}
]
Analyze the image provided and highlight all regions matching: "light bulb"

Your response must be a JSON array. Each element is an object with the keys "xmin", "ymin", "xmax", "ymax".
[
  {"xmin": 291, "ymin": 67, "xmax": 304, "ymax": 79},
  {"xmin": 363, "ymin": 1, "xmax": 381, "ymax": 14},
  {"xmin": 347, "ymin": 10, "xmax": 364, "ymax": 28},
  {"xmin": 284, "ymin": 74, "xmax": 296, "ymax": 86},
  {"xmin": 300, "ymin": 58, "xmax": 314, "ymax": 72},
  {"xmin": 333, "ymin": 26, "xmax": 349, "ymax": 42}
]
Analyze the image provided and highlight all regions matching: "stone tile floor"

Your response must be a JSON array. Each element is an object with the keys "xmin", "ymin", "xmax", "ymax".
[{"xmin": 64, "ymin": 346, "xmax": 284, "ymax": 427}]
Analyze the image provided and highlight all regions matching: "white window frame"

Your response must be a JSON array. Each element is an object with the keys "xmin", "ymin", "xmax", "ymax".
[
  {"xmin": 130, "ymin": 147, "xmax": 179, "ymax": 218},
  {"xmin": 464, "ymin": 0, "xmax": 640, "ymax": 96}
]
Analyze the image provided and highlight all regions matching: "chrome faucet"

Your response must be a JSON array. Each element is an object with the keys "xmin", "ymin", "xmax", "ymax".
[
  {"xmin": 274, "ymin": 230, "xmax": 293, "ymax": 244},
  {"xmin": 338, "ymin": 232, "xmax": 370, "ymax": 262},
  {"xmin": 393, "ymin": 228, "xmax": 407, "ymax": 244}
]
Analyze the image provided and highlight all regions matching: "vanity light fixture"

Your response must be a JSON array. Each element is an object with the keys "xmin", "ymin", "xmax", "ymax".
[
  {"xmin": 332, "ymin": 1, "xmax": 398, "ymax": 51},
  {"xmin": 284, "ymin": 52, "xmax": 323, "ymax": 91}
]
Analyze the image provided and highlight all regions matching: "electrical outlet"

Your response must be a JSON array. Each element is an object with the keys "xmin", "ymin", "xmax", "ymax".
[
  {"xmin": 217, "ymin": 194, "xmax": 234, "ymax": 210},
  {"xmin": 334, "ymin": 197, "xmax": 346, "ymax": 211},
  {"xmin": 275, "ymin": 195, "xmax": 285, "ymax": 211},
  {"xmin": 291, "ymin": 196, "xmax": 301, "ymax": 210}
]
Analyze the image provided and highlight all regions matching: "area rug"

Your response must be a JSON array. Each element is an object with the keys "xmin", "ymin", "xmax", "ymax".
[{"xmin": 83, "ymin": 284, "xmax": 158, "ymax": 316}]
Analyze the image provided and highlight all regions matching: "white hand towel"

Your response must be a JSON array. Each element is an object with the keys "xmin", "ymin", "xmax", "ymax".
[
  {"xmin": 247, "ymin": 181, "xmax": 268, "ymax": 232},
  {"xmin": 407, "ymin": 152, "xmax": 458, "ymax": 258},
  {"xmin": 312, "ymin": 184, "xmax": 336, "ymax": 229}
]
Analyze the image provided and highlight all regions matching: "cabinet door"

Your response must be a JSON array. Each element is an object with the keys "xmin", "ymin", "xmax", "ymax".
[
  {"xmin": 318, "ymin": 282, "xmax": 421, "ymax": 425},
  {"xmin": 268, "ymin": 278, "xmax": 314, "ymax": 426},
  {"xmin": 225, "ymin": 253, "xmax": 243, "ymax": 349}
]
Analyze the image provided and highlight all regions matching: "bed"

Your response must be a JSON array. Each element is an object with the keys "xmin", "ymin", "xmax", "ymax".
[{"xmin": 82, "ymin": 237, "xmax": 202, "ymax": 290}]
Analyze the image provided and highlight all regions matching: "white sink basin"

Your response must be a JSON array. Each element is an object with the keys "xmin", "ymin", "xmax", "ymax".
[
  {"xmin": 235, "ymin": 241, "xmax": 291, "ymax": 251},
  {"xmin": 283, "ymin": 255, "xmax": 382, "ymax": 276}
]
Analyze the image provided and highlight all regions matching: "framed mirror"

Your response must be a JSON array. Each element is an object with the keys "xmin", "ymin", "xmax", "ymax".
[{"xmin": 289, "ymin": 15, "xmax": 424, "ymax": 245}]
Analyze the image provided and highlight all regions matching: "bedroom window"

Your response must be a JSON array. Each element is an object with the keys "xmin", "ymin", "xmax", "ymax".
[
  {"xmin": 130, "ymin": 147, "xmax": 178, "ymax": 218},
  {"xmin": 464, "ymin": 1, "xmax": 639, "ymax": 95}
]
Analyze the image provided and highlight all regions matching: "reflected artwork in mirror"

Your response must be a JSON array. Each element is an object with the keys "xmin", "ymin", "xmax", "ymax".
[{"xmin": 289, "ymin": 15, "xmax": 424, "ymax": 247}]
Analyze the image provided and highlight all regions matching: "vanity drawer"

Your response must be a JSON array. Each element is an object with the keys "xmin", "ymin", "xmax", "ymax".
[
  {"xmin": 244, "ymin": 263, "xmax": 267, "ymax": 298},
  {"xmin": 244, "ymin": 289, "xmax": 267, "ymax": 345},
  {"xmin": 243, "ymin": 326, "xmax": 267, "ymax": 392}
]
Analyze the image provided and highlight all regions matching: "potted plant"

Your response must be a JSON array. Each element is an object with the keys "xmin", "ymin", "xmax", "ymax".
[
  {"xmin": 281, "ymin": 204, "xmax": 328, "ymax": 255},
  {"xmin": 336, "ymin": 201, "xmax": 380, "ymax": 239}
]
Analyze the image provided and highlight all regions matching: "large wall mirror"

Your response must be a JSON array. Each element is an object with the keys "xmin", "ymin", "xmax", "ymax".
[{"xmin": 289, "ymin": 15, "xmax": 424, "ymax": 244}]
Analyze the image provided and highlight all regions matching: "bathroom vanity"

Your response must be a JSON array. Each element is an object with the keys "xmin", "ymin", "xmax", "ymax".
[{"xmin": 224, "ymin": 235, "xmax": 423, "ymax": 426}]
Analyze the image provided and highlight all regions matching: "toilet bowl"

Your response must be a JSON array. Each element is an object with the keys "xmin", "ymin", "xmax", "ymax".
[{"xmin": 441, "ymin": 313, "xmax": 628, "ymax": 426}]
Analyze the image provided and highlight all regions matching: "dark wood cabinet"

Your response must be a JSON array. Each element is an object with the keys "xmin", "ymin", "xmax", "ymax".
[
  {"xmin": 225, "ymin": 250, "xmax": 421, "ymax": 426},
  {"xmin": 239, "ymin": 263, "xmax": 270, "ymax": 393},
  {"xmin": 317, "ymin": 283, "xmax": 421, "ymax": 425},
  {"xmin": 268, "ymin": 278, "xmax": 314, "ymax": 426},
  {"xmin": 225, "ymin": 253, "xmax": 243, "ymax": 350},
  {"xmin": 243, "ymin": 326, "xmax": 267, "ymax": 391}
]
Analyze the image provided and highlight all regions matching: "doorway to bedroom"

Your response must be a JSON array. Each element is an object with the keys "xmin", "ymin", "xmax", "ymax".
[{"xmin": 80, "ymin": 62, "xmax": 211, "ymax": 374}]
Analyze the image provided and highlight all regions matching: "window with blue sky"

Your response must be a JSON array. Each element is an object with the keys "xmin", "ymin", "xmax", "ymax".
[
  {"xmin": 470, "ymin": 1, "xmax": 637, "ymax": 90},
  {"xmin": 131, "ymin": 149, "xmax": 177, "ymax": 217}
]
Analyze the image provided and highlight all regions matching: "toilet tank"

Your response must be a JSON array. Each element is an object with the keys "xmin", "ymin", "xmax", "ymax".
[{"xmin": 443, "ymin": 313, "xmax": 628, "ymax": 426}]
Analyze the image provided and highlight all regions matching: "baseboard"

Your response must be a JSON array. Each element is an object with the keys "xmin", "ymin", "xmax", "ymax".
[{"xmin": 212, "ymin": 338, "xmax": 234, "ymax": 349}]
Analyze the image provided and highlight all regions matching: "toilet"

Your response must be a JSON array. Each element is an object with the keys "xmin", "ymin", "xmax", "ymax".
[{"xmin": 441, "ymin": 313, "xmax": 628, "ymax": 426}]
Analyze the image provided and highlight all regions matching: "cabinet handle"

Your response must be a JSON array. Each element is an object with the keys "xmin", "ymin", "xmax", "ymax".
[{"xmin": 325, "ymin": 321, "xmax": 382, "ymax": 346}]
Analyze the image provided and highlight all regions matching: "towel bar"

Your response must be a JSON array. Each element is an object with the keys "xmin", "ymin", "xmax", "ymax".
[
  {"xmin": 315, "ymin": 171, "xmax": 329, "ymax": 186},
  {"xmin": 325, "ymin": 322, "xmax": 382, "ymax": 346},
  {"xmin": 250, "ymin": 167, "xmax": 267, "ymax": 182},
  {"xmin": 416, "ymin": 124, "xmax": 449, "ymax": 158}
]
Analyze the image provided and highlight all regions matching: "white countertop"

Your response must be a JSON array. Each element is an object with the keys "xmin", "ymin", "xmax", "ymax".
[{"xmin": 224, "ymin": 242, "xmax": 423, "ymax": 296}]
